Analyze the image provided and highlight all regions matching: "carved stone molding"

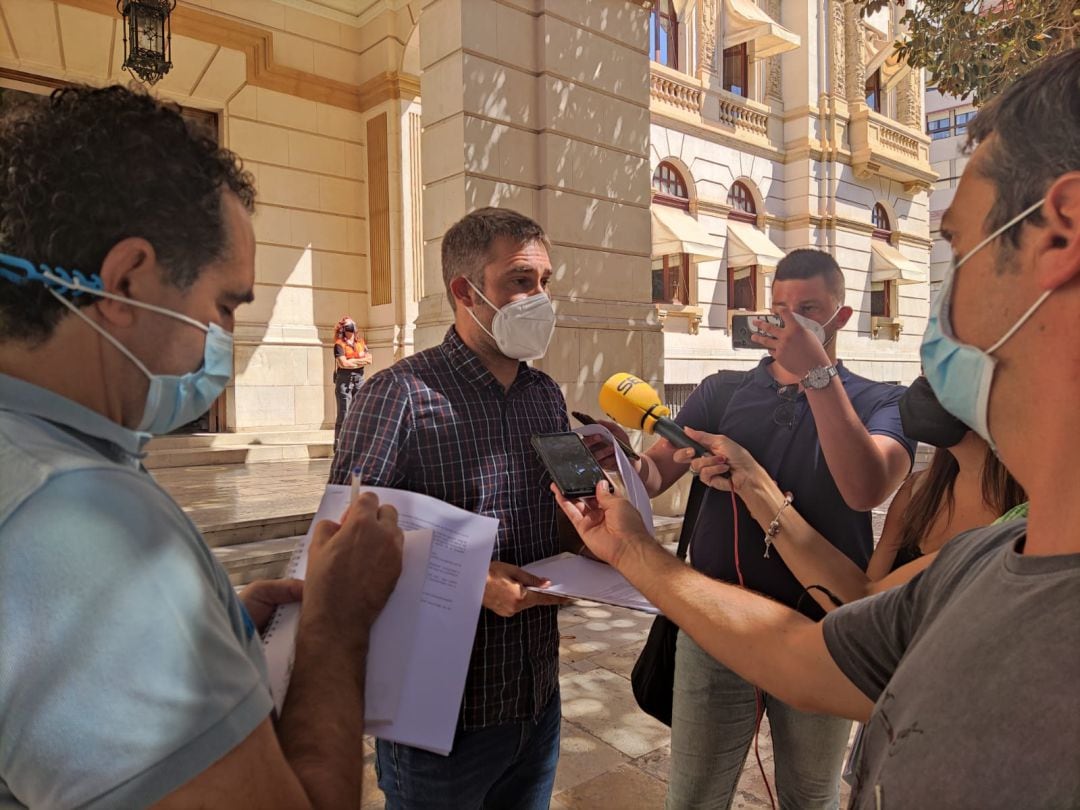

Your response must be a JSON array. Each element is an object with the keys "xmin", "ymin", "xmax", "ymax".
[
  {"xmin": 843, "ymin": 2, "xmax": 865, "ymax": 105},
  {"xmin": 766, "ymin": 0, "xmax": 782, "ymax": 100},
  {"xmin": 831, "ymin": 0, "xmax": 846, "ymax": 98},
  {"xmin": 699, "ymin": 0, "xmax": 718, "ymax": 78}
]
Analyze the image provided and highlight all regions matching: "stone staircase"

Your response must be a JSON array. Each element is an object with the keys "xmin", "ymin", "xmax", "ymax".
[{"xmin": 145, "ymin": 430, "xmax": 334, "ymax": 469}]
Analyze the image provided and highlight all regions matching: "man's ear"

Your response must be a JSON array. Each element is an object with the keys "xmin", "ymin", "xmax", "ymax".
[
  {"xmin": 94, "ymin": 237, "xmax": 158, "ymax": 327},
  {"xmin": 449, "ymin": 275, "xmax": 477, "ymax": 309},
  {"xmin": 1035, "ymin": 172, "xmax": 1080, "ymax": 291},
  {"xmin": 834, "ymin": 305, "xmax": 854, "ymax": 330}
]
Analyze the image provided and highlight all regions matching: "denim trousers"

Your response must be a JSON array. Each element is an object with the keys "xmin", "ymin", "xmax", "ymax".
[
  {"xmin": 375, "ymin": 690, "xmax": 561, "ymax": 810},
  {"xmin": 666, "ymin": 631, "xmax": 851, "ymax": 810}
]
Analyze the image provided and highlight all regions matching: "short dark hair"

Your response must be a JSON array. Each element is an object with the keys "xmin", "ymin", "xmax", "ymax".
[
  {"xmin": 0, "ymin": 85, "xmax": 256, "ymax": 342},
  {"xmin": 967, "ymin": 49, "xmax": 1080, "ymax": 253},
  {"xmin": 774, "ymin": 248, "xmax": 846, "ymax": 305},
  {"xmin": 440, "ymin": 207, "xmax": 550, "ymax": 307}
]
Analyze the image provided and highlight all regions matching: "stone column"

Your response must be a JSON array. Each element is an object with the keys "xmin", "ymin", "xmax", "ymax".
[
  {"xmin": 416, "ymin": 0, "xmax": 661, "ymax": 413},
  {"xmin": 843, "ymin": 0, "xmax": 865, "ymax": 107}
]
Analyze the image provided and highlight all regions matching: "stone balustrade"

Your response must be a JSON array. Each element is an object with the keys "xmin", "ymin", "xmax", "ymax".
[
  {"xmin": 650, "ymin": 67, "xmax": 704, "ymax": 114},
  {"xmin": 849, "ymin": 107, "xmax": 936, "ymax": 191},
  {"xmin": 716, "ymin": 93, "xmax": 770, "ymax": 139}
]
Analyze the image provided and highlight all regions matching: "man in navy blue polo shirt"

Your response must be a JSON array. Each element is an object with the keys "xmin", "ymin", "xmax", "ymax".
[{"xmin": 625, "ymin": 249, "xmax": 914, "ymax": 809}]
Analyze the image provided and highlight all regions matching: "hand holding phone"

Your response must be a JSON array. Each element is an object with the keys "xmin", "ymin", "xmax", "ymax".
[
  {"xmin": 531, "ymin": 432, "xmax": 614, "ymax": 500},
  {"xmin": 731, "ymin": 313, "xmax": 784, "ymax": 350}
]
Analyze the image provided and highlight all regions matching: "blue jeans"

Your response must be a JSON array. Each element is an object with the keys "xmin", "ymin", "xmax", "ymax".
[
  {"xmin": 667, "ymin": 631, "xmax": 851, "ymax": 810},
  {"xmin": 375, "ymin": 691, "xmax": 561, "ymax": 810}
]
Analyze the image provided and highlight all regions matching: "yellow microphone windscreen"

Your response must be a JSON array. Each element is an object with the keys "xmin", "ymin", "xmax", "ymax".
[{"xmin": 599, "ymin": 373, "xmax": 671, "ymax": 434}]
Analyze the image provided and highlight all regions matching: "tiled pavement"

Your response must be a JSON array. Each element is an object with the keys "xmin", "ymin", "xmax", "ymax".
[{"xmin": 156, "ymin": 459, "xmax": 879, "ymax": 809}]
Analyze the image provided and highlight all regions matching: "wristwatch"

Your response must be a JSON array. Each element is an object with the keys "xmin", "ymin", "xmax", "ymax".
[{"xmin": 802, "ymin": 364, "xmax": 838, "ymax": 390}]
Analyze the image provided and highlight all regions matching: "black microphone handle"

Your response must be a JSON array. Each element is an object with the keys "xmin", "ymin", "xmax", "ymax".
[{"xmin": 653, "ymin": 418, "xmax": 713, "ymax": 457}]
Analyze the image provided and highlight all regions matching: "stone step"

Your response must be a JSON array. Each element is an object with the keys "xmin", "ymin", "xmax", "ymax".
[
  {"xmin": 145, "ymin": 440, "xmax": 333, "ymax": 470},
  {"xmin": 148, "ymin": 430, "xmax": 334, "ymax": 452},
  {"xmin": 215, "ymin": 535, "xmax": 301, "ymax": 586},
  {"xmin": 202, "ymin": 512, "xmax": 315, "ymax": 548}
]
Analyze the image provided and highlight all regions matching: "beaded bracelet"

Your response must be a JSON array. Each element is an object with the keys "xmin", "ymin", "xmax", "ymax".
[{"xmin": 762, "ymin": 492, "xmax": 794, "ymax": 559}]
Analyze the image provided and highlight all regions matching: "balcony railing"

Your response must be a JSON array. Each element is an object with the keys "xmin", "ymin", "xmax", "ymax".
[
  {"xmin": 716, "ymin": 93, "xmax": 769, "ymax": 140},
  {"xmin": 650, "ymin": 65, "xmax": 774, "ymax": 148},
  {"xmin": 849, "ymin": 108, "xmax": 936, "ymax": 191},
  {"xmin": 650, "ymin": 67, "xmax": 704, "ymax": 114}
]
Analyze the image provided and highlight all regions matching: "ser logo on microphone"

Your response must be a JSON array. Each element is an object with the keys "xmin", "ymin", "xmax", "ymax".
[{"xmin": 616, "ymin": 376, "xmax": 641, "ymax": 395}]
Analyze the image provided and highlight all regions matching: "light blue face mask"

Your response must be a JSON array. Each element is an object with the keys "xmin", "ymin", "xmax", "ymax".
[
  {"xmin": 920, "ymin": 198, "xmax": 1050, "ymax": 451},
  {"xmin": 0, "ymin": 252, "xmax": 233, "ymax": 435}
]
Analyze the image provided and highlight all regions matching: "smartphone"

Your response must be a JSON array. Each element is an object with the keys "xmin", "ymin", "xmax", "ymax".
[
  {"xmin": 531, "ymin": 432, "xmax": 614, "ymax": 499},
  {"xmin": 570, "ymin": 411, "xmax": 640, "ymax": 460},
  {"xmin": 731, "ymin": 313, "xmax": 784, "ymax": 350}
]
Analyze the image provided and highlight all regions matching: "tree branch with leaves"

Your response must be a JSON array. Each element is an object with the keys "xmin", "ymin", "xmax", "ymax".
[{"xmin": 859, "ymin": 0, "xmax": 1079, "ymax": 104}]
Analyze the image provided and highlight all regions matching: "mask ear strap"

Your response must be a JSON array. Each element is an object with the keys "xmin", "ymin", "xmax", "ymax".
[
  {"xmin": 986, "ymin": 289, "xmax": 1053, "ymax": 354},
  {"xmin": 39, "ymin": 270, "xmax": 209, "ymax": 334},
  {"xmin": 47, "ymin": 288, "xmax": 153, "ymax": 379},
  {"xmin": 466, "ymin": 279, "xmax": 498, "ymax": 311}
]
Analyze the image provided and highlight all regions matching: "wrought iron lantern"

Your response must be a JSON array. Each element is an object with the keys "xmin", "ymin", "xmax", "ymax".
[{"xmin": 117, "ymin": 0, "xmax": 177, "ymax": 85}]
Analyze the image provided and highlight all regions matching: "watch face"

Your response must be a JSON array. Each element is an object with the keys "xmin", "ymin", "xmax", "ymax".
[{"xmin": 806, "ymin": 366, "xmax": 835, "ymax": 389}]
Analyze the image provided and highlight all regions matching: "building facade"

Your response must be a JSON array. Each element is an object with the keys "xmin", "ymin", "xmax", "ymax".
[
  {"xmin": 924, "ymin": 86, "xmax": 976, "ymax": 302},
  {"xmin": 0, "ymin": 0, "xmax": 932, "ymax": 459},
  {"xmin": 646, "ymin": 0, "xmax": 934, "ymax": 403}
]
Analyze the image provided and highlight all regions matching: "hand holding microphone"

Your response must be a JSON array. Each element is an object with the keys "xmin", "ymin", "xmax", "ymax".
[{"xmin": 598, "ymin": 373, "xmax": 714, "ymax": 459}]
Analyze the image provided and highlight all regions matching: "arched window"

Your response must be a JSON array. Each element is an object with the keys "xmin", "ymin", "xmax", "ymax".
[
  {"xmin": 649, "ymin": 0, "xmax": 679, "ymax": 70},
  {"xmin": 726, "ymin": 181, "xmax": 761, "ymax": 312},
  {"xmin": 872, "ymin": 203, "xmax": 891, "ymax": 239},
  {"xmin": 651, "ymin": 161, "xmax": 691, "ymax": 306},
  {"xmin": 871, "ymin": 204, "xmax": 894, "ymax": 318},
  {"xmin": 727, "ymin": 181, "xmax": 757, "ymax": 223},
  {"xmin": 652, "ymin": 161, "xmax": 690, "ymax": 210}
]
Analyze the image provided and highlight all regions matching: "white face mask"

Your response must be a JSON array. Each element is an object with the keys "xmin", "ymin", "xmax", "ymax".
[
  {"xmin": 466, "ymin": 281, "xmax": 557, "ymax": 361},
  {"xmin": 789, "ymin": 307, "xmax": 841, "ymax": 346}
]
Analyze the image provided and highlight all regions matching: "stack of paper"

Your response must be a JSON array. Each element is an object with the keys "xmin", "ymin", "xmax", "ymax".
[
  {"xmin": 262, "ymin": 484, "xmax": 499, "ymax": 755},
  {"xmin": 524, "ymin": 552, "xmax": 659, "ymax": 614}
]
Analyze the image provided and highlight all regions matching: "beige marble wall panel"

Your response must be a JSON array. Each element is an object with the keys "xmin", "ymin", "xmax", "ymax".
[
  {"xmin": 0, "ymin": 0, "xmax": 62, "ymax": 67},
  {"xmin": 462, "ymin": 54, "xmax": 537, "ymax": 128},
  {"xmin": 316, "ymin": 103, "xmax": 367, "ymax": 142},
  {"xmin": 55, "ymin": 4, "xmax": 111, "ymax": 78},
  {"xmin": 463, "ymin": 116, "xmax": 540, "ymax": 187},
  {"xmin": 541, "ymin": 0, "xmax": 646, "ymax": 50},
  {"xmin": 229, "ymin": 119, "xmax": 291, "ymax": 165},
  {"xmin": 254, "ymin": 87, "xmax": 318, "ymax": 131},
  {"xmin": 538, "ymin": 15, "xmax": 648, "ymax": 105},
  {"xmin": 319, "ymin": 176, "xmax": 365, "ymax": 218},
  {"xmin": 543, "ymin": 135, "xmax": 649, "ymax": 206},
  {"xmin": 232, "ymin": 384, "xmax": 295, "ymax": 428},
  {"xmin": 255, "ymin": 244, "xmax": 315, "ymax": 287},
  {"xmin": 540, "ymin": 75, "xmax": 649, "ymax": 155},
  {"xmin": 542, "ymin": 189, "xmax": 650, "ymax": 255},
  {"xmin": 294, "ymin": 383, "xmax": 332, "ymax": 425},
  {"xmin": 254, "ymin": 164, "xmax": 322, "ymax": 210},
  {"xmin": 288, "ymin": 130, "xmax": 347, "ymax": 175}
]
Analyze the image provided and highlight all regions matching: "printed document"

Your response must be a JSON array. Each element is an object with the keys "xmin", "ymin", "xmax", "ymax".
[
  {"xmin": 262, "ymin": 484, "xmax": 498, "ymax": 755},
  {"xmin": 524, "ymin": 552, "xmax": 659, "ymax": 614}
]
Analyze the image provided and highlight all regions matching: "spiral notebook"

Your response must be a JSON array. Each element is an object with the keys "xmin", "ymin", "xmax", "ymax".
[{"xmin": 262, "ymin": 484, "xmax": 499, "ymax": 755}]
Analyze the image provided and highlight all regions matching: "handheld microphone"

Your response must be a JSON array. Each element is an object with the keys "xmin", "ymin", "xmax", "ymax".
[{"xmin": 599, "ymin": 373, "xmax": 713, "ymax": 458}]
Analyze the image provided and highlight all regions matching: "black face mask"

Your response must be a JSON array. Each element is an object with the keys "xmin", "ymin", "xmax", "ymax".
[{"xmin": 900, "ymin": 376, "xmax": 969, "ymax": 448}]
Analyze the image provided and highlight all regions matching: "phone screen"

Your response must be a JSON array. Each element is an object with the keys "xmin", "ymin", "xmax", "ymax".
[{"xmin": 532, "ymin": 433, "xmax": 610, "ymax": 498}]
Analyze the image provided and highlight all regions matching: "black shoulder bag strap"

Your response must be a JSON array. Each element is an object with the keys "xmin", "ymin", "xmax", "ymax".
[{"xmin": 674, "ymin": 370, "xmax": 748, "ymax": 562}]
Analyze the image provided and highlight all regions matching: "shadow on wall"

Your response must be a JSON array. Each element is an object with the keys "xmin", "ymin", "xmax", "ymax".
[{"xmin": 452, "ymin": 13, "xmax": 655, "ymax": 411}]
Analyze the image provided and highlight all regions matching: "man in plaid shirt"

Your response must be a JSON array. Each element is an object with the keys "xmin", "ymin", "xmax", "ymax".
[{"xmin": 330, "ymin": 208, "xmax": 569, "ymax": 809}]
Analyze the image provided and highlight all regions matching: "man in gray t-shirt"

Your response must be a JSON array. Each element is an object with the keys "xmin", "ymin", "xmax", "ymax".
[
  {"xmin": 552, "ymin": 49, "xmax": 1080, "ymax": 810},
  {"xmin": 824, "ymin": 521, "xmax": 1080, "ymax": 808}
]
